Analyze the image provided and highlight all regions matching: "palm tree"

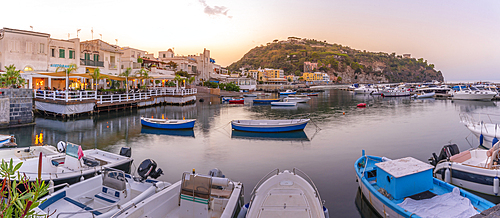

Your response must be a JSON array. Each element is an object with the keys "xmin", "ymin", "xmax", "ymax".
[
  {"xmin": 187, "ymin": 76, "xmax": 195, "ymax": 86},
  {"xmin": 87, "ymin": 68, "xmax": 108, "ymax": 91},
  {"xmin": 167, "ymin": 61, "xmax": 178, "ymax": 71},
  {"xmin": 119, "ymin": 67, "xmax": 133, "ymax": 93},
  {"xmin": 173, "ymin": 75, "xmax": 184, "ymax": 89},
  {"xmin": 0, "ymin": 65, "xmax": 25, "ymax": 88},
  {"xmin": 55, "ymin": 64, "xmax": 77, "ymax": 92},
  {"xmin": 136, "ymin": 68, "xmax": 152, "ymax": 89}
]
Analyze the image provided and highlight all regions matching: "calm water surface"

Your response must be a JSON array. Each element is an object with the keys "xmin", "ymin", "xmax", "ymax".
[{"xmin": 4, "ymin": 88, "xmax": 500, "ymax": 217}]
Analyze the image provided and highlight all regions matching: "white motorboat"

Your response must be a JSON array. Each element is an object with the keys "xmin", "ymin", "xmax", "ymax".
[
  {"xmin": 283, "ymin": 96, "xmax": 311, "ymax": 103},
  {"xmin": 111, "ymin": 168, "xmax": 244, "ymax": 218},
  {"xmin": 270, "ymin": 101, "xmax": 297, "ymax": 106},
  {"xmin": 36, "ymin": 159, "xmax": 170, "ymax": 217},
  {"xmin": 460, "ymin": 113, "xmax": 500, "ymax": 147},
  {"xmin": 381, "ymin": 87, "xmax": 411, "ymax": 97},
  {"xmin": 0, "ymin": 145, "xmax": 60, "ymax": 161},
  {"xmin": 412, "ymin": 91, "xmax": 435, "ymax": 99},
  {"xmin": 450, "ymin": 85, "xmax": 496, "ymax": 101},
  {"xmin": 243, "ymin": 93, "xmax": 258, "ymax": 97},
  {"xmin": 238, "ymin": 168, "xmax": 329, "ymax": 218},
  {"xmin": 5, "ymin": 142, "xmax": 133, "ymax": 188},
  {"xmin": 354, "ymin": 85, "xmax": 378, "ymax": 94},
  {"xmin": 279, "ymin": 90, "xmax": 296, "ymax": 95},
  {"xmin": 429, "ymin": 143, "xmax": 500, "ymax": 196}
]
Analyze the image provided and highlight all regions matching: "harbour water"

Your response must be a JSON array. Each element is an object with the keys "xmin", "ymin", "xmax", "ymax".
[{"xmin": 3, "ymin": 87, "xmax": 500, "ymax": 217}]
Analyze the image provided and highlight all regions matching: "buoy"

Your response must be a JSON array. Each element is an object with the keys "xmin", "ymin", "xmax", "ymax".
[
  {"xmin": 236, "ymin": 203, "xmax": 249, "ymax": 218},
  {"xmin": 494, "ymin": 177, "xmax": 499, "ymax": 196},
  {"xmin": 444, "ymin": 168, "xmax": 451, "ymax": 183},
  {"xmin": 80, "ymin": 175, "xmax": 85, "ymax": 181},
  {"xmin": 357, "ymin": 103, "xmax": 366, "ymax": 107},
  {"xmin": 480, "ymin": 134, "xmax": 484, "ymax": 146},
  {"xmin": 343, "ymin": 112, "xmax": 345, "ymax": 115}
]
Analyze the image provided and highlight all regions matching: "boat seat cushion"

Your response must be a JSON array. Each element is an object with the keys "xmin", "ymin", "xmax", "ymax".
[
  {"xmin": 95, "ymin": 187, "xmax": 120, "ymax": 203},
  {"xmin": 450, "ymin": 150, "xmax": 471, "ymax": 163}
]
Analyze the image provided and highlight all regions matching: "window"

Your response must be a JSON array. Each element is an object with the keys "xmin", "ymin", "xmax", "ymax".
[
  {"xmin": 40, "ymin": 43, "xmax": 45, "ymax": 54},
  {"xmin": 84, "ymin": 53, "xmax": 90, "ymax": 60},
  {"xmin": 69, "ymin": 50, "xmax": 75, "ymax": 59},
  {"xmin": 93, "ymin": 54, "xmax": 99, "ymax": 61},
  {"xmin": 51, "ymin": 48, "xmax": 55, "ymax": 57},
  {"xmin": 131, "ymin": 51, "xmax": 135, "ymax": 58},
  {"xmin": 163, "ymin": 54, "xmax": 165, "ymax": 58},
  {"xmin": 59, "ymin": 49, "xmax": 65, "ymax": 58}
]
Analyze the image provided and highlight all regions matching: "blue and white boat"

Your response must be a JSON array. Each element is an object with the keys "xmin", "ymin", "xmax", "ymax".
[
  {"xmin": 231, "ymin": 119, "xmax": 309, "ymax": 132},
  {"xmin": 0, "ymin": 134, "xmax": 16, "ymax": 147},
  {"xmin": 279, "ymin": 90, "xmax": 296, "ymax": 95},
  {"xmin": 141, "ymin": 117, "xmax": 196, "ymax": 129},
  {"xmin": 355, "ymin": 150, "xmax": 494, "ymax": 218},
  {"xmin": 243, "ymin": 93, "xmax": 257, "ymax": 97}
]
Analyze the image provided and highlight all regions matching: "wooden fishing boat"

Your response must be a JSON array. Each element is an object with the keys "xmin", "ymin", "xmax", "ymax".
[
  {"xmin": 270, "ymin": 101, "xmax": 297, "ymax": 106},
  {"xmin": 307, "ymin": 92, "xmax": 319, "ymax": 96},
  {"xmin": 231, "ymin": 119, "xmax": 309, "ymax": 132},
  {"xmin": 279, "ymin": 90, "xmax": 296, "ymax": 95},
  {"xmin": 355, "ymin": 150, "xmax": 494, "ymax": 218},
  {"xmin": 229, "ymin": 98, "xmax": 245, "ymax": 104},
  {"xmin": 141, "ymin": 117, "xmax": 196, "ymax": 129}
]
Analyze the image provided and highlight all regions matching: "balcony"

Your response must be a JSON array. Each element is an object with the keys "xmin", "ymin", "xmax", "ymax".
[
  {"xmin": 80, "ymin": 59, "xmax": 104, "ymax": 67},
  {"xmin": 109, "ymin": 63, "xmax": 117, "ymax": 70}
]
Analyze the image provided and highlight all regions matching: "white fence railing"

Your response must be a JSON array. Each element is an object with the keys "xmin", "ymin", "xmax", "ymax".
[{"xmin": 34, "ymin": 88, "xmax": 197, "ymax": 104}]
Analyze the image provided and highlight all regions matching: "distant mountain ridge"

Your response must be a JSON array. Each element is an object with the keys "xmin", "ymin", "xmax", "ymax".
[{"xmin": 228, "ymin": 37, "xmax": 444, "ymax": 83}]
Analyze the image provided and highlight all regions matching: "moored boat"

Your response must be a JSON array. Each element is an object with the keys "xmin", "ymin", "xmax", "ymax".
[
  {"xmin": 283, "ymin": 96, "xmax": 311, "ymax": 103},
  {"xmin": 4, "ymin": 142, "xmax": 133, "ymax": 188},
  {"xmin": 252, "ymin": 98, "xmax": 280, "ymax": 103},
  {"xmin": 412, "ymin": 91, "xmax": 435, "ymax": 99},
  {"xmin": 229, "ymin": 98, "xmax": 245, "ymax": 104},
  {"xmin": 231, "ymin": 119, "xmax": 309, "ymax": 132},
  {"xmin": 451, "ymin": 85, "xmax": 496, "ymax": 101},
  {"xmin": 356, "ymin": 150, "xmax": 494, "ymax": 218},
  {"xmin": 381, "ymin": 88, "xmax": 411, "ymax": 97},
  {"xmin": 460, "ymin": 113, "xmax": 500, "ymax": 147},
  {"xmin": 141, "ymin": 117, "xmax": 196, "ymax": 129},
  {"xmin": 238, "ymin": 168, "xmax": 329, "ymax": 218},
  {"xmin": 111, "ymin": 168, "xmax": 244, "ymax": 218},
  {"xmin": 270, "ymin": 101, "xmax": 297, "ymax": 106},
  {"xmin": 307, "ymin": 92, "xmax": 319, "ymax": 96},
  {"xmin": 429, "ymin": 142, "xmax": 500, "ymax": 196},
  {"xmin": 279, "ymin": 90, "xmax": 296, "ymax": 95},
  {"xmin": 36, "ymin": 159, "xmax": 169, "ymax": 217},
  {"xmin": 243, "ymin": 93, "xmax": 258, "ymax": 97},
  {"xmin": 0, "ymin": 134, "xmax": 16, "ymax": 147}
]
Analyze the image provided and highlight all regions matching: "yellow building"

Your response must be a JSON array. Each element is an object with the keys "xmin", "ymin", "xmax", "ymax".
[{"xmin": 302, "ymin": 72, "xmax": 324, "ymax": 82}]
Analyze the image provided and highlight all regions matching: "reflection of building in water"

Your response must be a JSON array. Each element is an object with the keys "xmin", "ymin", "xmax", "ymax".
[{"xmin": 141, "ymin": 104, "xmax": 197, "ymax": 120}]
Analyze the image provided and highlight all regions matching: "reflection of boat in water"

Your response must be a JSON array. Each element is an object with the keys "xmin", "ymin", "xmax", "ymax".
[
  {"xmin": 141, "ymin": 126, "xmax": 195, "ymax": 138},
  {"xmin": 453, "ymin": 100, "xmax": 497, "ymax": 113},
  {"xmin": 355, "ymin": 188, "xmax": 382, "ymax": 218},
  {"xmin": 271, "ymin": 105, "xmax": 298, "ymax": 110},
  {"xmin": 231, "ymin": 130, "xmax": 309, "ymax": 141}
]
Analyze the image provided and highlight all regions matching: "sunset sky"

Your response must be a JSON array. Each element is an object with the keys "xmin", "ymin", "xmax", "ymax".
[{"xmin": 2, "ymin": 0, "xmax": 499, "ymax": 81}]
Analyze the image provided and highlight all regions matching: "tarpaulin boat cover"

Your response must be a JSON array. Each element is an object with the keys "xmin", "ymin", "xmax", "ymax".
[{"xmin": 397, "ymin": 188, "xmax": 478, "ymax": 218}]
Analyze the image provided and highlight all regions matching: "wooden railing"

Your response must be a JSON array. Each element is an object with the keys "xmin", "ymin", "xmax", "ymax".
[{"xmin": 34, "ymin": 88, "xmax": 197, "ymax": 103}]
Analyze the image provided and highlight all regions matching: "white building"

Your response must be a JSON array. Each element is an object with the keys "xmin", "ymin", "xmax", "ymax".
[
  {"xmin": 159, "ymin": 49, "xmax": 198, "ymax": 76},
  {"xmin": 119, "ymin": 47, "xmax": 145, "ymax": 71},
  {"xmin": 79, "ymin": 39, "xmax": 123, "ymax": 76}
]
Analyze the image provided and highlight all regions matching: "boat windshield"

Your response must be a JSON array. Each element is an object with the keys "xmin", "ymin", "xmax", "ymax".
[
  {"xmin": 181, "ymin": 173, "xmax": 212, "ymax": 199},
  {"xmin": 470, "ymin": 86, "xmax": 479, "ymax": 91}
]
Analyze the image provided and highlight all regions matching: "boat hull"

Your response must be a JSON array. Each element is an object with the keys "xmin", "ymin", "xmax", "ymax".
[
  {"xmin": 141, "ymin": 118, "xmax": 196, "ymax": 129},
  {"xmin": 453, "ymin": 92, "xmax": 496, "ymax": 101},
  {"xmin": 253, "ymin": 99, "xmax": 279, "ymax": 103},
  {"xmin": 279, "ymin": 92, "xmax": 296, "ymax": 95},
  {"xmin": 355, "ymin": 155, "xmax": 494, "ymax": 218},
  {"xmin": 231, "ymin": 119, "xmax": 309, "ymax": 132},
  {"xmin": 270, "ymin": 102, "xmax": 297, "ymax": 106}
]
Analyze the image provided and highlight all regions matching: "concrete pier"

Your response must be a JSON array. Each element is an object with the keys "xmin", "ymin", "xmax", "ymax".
[
  {"xmin": 472, "ymin": 205, "xmax": 500, "ymax": 218},
  {"xmin": 0, "ymin": 89, "xmax": 35, "ymax": 128}
]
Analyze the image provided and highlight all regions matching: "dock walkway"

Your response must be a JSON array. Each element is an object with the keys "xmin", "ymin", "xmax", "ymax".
[{"xmin": 34, "ymin": 88, "xmax": 197, "ymax": 117}]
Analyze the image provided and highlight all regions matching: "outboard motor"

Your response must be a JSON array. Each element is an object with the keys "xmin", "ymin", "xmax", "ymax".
[
  {"xmin": 138, "ymin": 159, "xmax": 163, "ymax": 180},
  {"xmin": 429, "ymin": 144, "xmax": 460, "ymax": 166},
  {"xmin": 120, "ymin": 147, "xmax": 131, "ymax": 157}
]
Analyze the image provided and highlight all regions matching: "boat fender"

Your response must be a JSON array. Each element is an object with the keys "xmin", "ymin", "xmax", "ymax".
[
  {"xmin": 323, "ymin": 206, "xmax": 330, "ymax": 218},
  {"xmin": 236, "ymin": 203, "xmax": 249, "ymax": 218},
  {"xmin": 480, "ymin": 134, "xmax": 484, "ymax": 146},
  {"xmin": 49, "ymin": 179, "xmax": 54, "ymax": 195},
  {"xmin": 493, "ymin": 138, "xmax": 499, "ymax": 148},
  {"xmin": 208, "ymin": 168, "xmax": 224, "ymax": 177},
  {"xmin": 80, "ymin": 174, "xmax": 85, "ymax": 182},
  {"xmin": 444, "ymin": 168, "xmax": 451, "ymax": 183},
  {"xmin": 494, "ymin": 177, "xmax": 499, "ymax": 196}
]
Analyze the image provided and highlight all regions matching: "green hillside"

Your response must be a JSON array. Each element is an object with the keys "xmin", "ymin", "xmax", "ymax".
[{"xmin": 228, "ymin": 37, "xmax": 444, "ymax": 83}]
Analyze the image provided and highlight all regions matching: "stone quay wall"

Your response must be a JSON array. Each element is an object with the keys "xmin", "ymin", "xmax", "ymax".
[{"xmin": 0, "ymin": 89, "xmax": 34, "ymax": 128}]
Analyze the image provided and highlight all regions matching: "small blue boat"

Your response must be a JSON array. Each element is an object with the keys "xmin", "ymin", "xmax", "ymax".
[
  {"xmin": 140, "ymin": 117, "xmax": 196, "ymax": 129},
  {"xmin": 231, "ymin": 119, "xmax": 309, "ymax": 132},
  {"xmin": 252, "ymin": 98, "xmax": 279, "ymax": 103},
  {"xmin": 355, "ymin": 150, "xmax": 494, "ymax": 218}
]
